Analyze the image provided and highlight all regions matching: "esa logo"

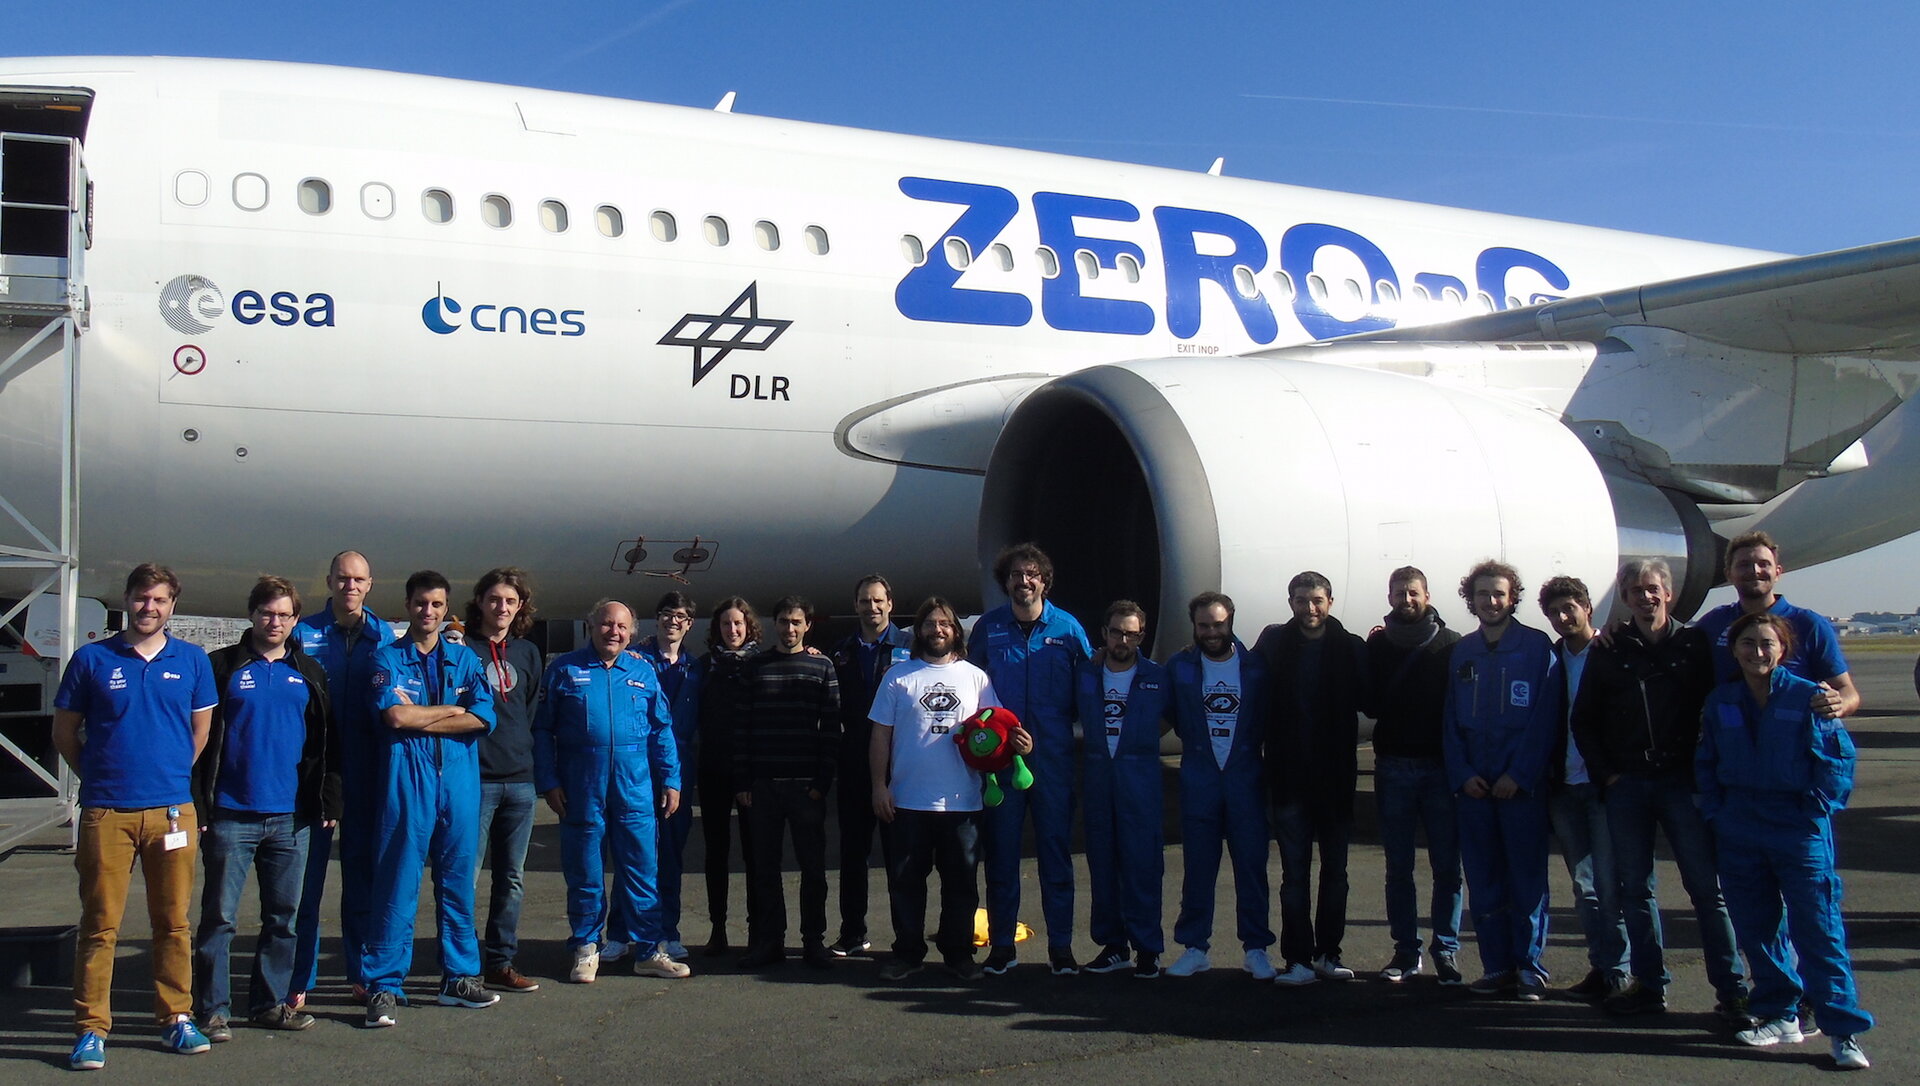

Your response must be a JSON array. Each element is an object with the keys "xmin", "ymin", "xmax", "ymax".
[
  {"xmin": 421, "ymin": 284, "xmax": 585, "ymax": 336},
  {"xmin": 158, "ymin": 274, "xmax": 336, "ymax": 334}
]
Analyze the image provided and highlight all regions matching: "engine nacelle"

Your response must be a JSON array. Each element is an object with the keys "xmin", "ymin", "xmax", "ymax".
[{"xmin": 978, "ymin": 357, "xmax": 1715, "ymax": 648}]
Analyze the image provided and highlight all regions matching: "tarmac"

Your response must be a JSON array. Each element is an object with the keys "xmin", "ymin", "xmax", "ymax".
[{"xmin": 1, "ymin": 650, "xmax": 1914, "ymax": 1083}]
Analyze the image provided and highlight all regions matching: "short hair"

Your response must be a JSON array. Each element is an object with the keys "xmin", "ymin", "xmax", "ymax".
[
  {"xmin": 910, "ymin": 597, "xmax": 968, "ymax": 658},
  {"xmin": 653, "ymin": 590, "xmax": 696, "ymax": 616},
  {"xmin": 772, "ymin": 595, "xmax": 813, "ymax": 624},
  {"xmin": 1103, "ymin": 599, "xmax": 1147, "ymax": 631},
  {"xmin": 707, "ymin": 596, "xmax": 761, "ymax": 652},
  {"xmin": 853, "ymin": 573, "xmax": 892, "ymax": 600},
  {"xmin": 993, "ymin": 542, "xmax": 1055, "ymax": 591},
  {"xmin": 125, "ymin": 563, "xmax": 181, "ymax": 601},
  {"xmin": 1726, "ymin": 530, "xmax": 1781, "ymax": 568},
  {"xmin": 1459, "ymin": 560, "xmax": 1524, "ymax": 614},
  {"xmin": 1288, "ymin": 571, "xmax": 1333, "ymax": 598},
  {"xmin": 1388, "ymin": 565, "xmax": 1428, "ymax": 591},
  {"xmin": 465, "ymin": 567, "xmax": 537, "ymax": 639},
  {"xmin": 1614, "ymin": 559, "xmax": 1674, "ymax": 604},
  {"xmin": 1188, "ymin": 590, "xmax": 1234, "ymax": 622},
  {"xmin": 1537, "ymin": 575, "xmax": 1590, "ymax": 612},
  {"xmin": 588, "ymin": 598, "xmax": 632, "ymax": 625},
  {"xmin": 247, "ymin": 576, "xmax": 301, "ymax": 617},
  {"xmin": 403, "ymin": 569, "xmax": 451, "ymax": 601},
  {"xmin": 1728, "ymin": 610, "xmax": 1796, "ymax": 662},
  {"xmin": 328, "ymin": 550, "xmax": 369, "ymax": 577}
]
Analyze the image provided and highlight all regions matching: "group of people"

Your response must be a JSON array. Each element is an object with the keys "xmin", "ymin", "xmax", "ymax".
[{"xmin": 48, "ymin": 534, "xmax": 1873, "ymax": 1072}]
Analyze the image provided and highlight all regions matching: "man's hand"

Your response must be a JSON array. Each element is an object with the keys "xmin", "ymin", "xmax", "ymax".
[
  {"xmin": 1009, "ymin": 726, "xmax": 1034, "ymax": 756},
  {"xmin": 873, "ymin": 783, "xmax": 895, "ymax": 823},
  {"xmin": 735, "ymin": 790, "xmax": 753, "ymax": 809},
  {"xmin": 1491, "ymin": 773, "xmax": 1520, "ymax": 800},
  {"xmin": 660, "ymin": 787, "xmax": 680, "ymax": 818},
  {"xmin": 1462, "ymin": 775, "xmax": 1490, "ymax": 799},
  {"xmin": 543, "ymin": 787, "xmax": 566, "ymax": 818}
]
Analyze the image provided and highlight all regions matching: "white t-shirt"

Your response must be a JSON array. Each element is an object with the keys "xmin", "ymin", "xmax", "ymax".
[
  {"xmin": 1200, "ymin": 653, "xmax": 1243, "ymax": 770},
  {"xmin": 1101, "ymin": 664, "xmax": 1137, "ymax": 756},
  {"xmin": 869, "ymin": 658, "xmax": 999, "ymax": 812},
  {"xmin": 1561, "ymin": 640, "xmax": 1592, "ymax": 786}
]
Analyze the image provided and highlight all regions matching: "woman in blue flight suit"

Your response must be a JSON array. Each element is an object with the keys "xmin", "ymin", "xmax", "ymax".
[{"xmin": 1698, "ymin": 611, "xmax": 1872, "ymax": 1070}]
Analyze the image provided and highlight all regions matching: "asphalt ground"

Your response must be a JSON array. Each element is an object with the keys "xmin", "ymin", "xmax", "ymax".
[{"xmin": 2, "ymin": 650, "xmax": 1915, "ymax": 1083}]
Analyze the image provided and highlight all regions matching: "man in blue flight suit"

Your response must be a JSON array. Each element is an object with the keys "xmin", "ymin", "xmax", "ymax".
[
  {"xmin": 1443, "ymin": 560, "xmax": 1560, "ymax": 1002},
  {"xmin": 969, "ymin": 543, "xmax": 1092, "ymax": 976},
  {"xmin": 360, "ymin": 570, "xmax": 498, "ymax": 1028},
  {"xmin": 290, "ymin": 550, "xmax": 385, "ymax": 1008},
  {"xmin": 535, "ymin": 599, "xmax": 689, "ymax": 984},
  {"xmin": 1075, "ymin": 600, "xmax": 1172, "ymax": 979},
  {"xmin": 827, "ymin": 574, "xmax": 913, "ymax": 957},
  {"xmin": 1165, "ymin": 591, "xmax": 1278, "ymax": 980}
]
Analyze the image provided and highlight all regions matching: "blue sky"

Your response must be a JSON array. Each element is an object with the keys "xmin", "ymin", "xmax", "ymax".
[{"xmin": 20, "ymin": 2, "xmax": 1920, "ymax": 614}]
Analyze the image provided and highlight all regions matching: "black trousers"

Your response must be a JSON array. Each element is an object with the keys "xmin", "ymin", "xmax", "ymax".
[
  {"xmin": 698, "ymin": 766, "xmax": 755, "ymax": 930},
  {"xmin": 746, "ymin": 778, "xmax": 828, "ymax": 951},
  {"xmin": 887, "ymin": 808, "xmax": 981, "ymax": 965},
  {"xmin": 836, "ymin": 739, "xmax": 893, "ymax": 944}
]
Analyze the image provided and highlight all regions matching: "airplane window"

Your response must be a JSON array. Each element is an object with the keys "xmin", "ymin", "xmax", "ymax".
[
  {"xmin": 901, "ymin": 234, "xmax": 925, "ymax": 266},
  {"xmin": 990, "ymin": 243, "xmax": 1013, "ymax": 271},
  {"xmin": 1116, "ymin": 252, "xmax": 1140, "ymax": 283},
  {"xmin": 173, "ymin": 171, "xmax": 208, "ymax": 208},
  {"xmin": 755, "ymin": 220, "xmax": 780, "ymax": 251},
  {"xmin": 1076, "ymin": 250, "xmax": 1100, "ymax": 281},
  {"xmin": 1307, "ymin": 274, "xmax": 1328, "ymax": 302},
  {"xmin": 1036, "ymin": 246, "xmax": 1059, "ymax": 279},
  {"xmin": 597, "ymin": 205, "xmax": 624, "ymax": 238},
  {"xmin": 1234, "ymin": 265, "xmax": 1259, "ymax": 300},
  {"xmin": 1272, "ymin": 270, "xmax": 1295, "ymax": 299},
  {"xmin": 298, "ymin": 179, "xmax": 331, "ymax": 215},
  {"xmin": 704, "ymin": 216, "xmax": 729, "ymax": 246},
  {"xmin": 422, "ymin": 188, "xmax": 454, "ymax": 223},
  {"xmin": 804, "ymin": 224, "xmax": 829, "ymax": 255},
  {"xmin": 1443, "ymin": 287, "xmax": 1465, "ymax": 306},
  {"xmin": 233, "ymin": 173, "xmax": 268, "ymax": 211},
  {"xmin": 1376, "ymin": 280, "xmax": 1399, "ymax": 306},
  {"xmin": 1473, "ymin": 291, "xmax": 1497, "ymax": 313},
  {"xmin": 540, "ymin": 200, "xmax": 569, "ymax": 233},
  {"xmin": 944, "ymin": 236, "xmax": 972, "ymax": 269},
  {"xmin": 650, "ymin": 210, "xmax": 677, "ymax": 242},
  {"xmin": 360, "ymin": 183, "xmax": 394, "ymax": 220},
  {"xmin": 1342, "ymin": 278, "xmax": 1363, "ymax": 302},
  {"xmin": 482, "ymin": 194, "xmax": 512, "ymax": 229},
  {"xmin": 1506, "ymin": 295, "xmax": 1523, "ymax": 310},
  {"xmin": 1410, "ymin": 283, "xmax": 1430, "ymax": 303}
]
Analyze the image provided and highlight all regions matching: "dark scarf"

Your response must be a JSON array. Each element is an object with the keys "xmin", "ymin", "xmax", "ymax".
[{"xmin": 1382, "ymin": 605, "xmax": 1443, "ymax": 649}]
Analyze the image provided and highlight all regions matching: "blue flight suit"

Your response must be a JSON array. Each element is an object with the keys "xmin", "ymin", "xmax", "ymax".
[
  {"xmin": 634, "ymin": 640, "xmax": 703, "ymax": 947},
  {"xmin": 533, "ymin": 648, "xmax": 681, "ymax": 951},
  {"xmin": 1442, "ymin": 622, "xmax": 1560, "ymax": 982},
  {"xmin": 291, "ymin": 601, "xmax": 386, "ymax": 992},
  {"xmin": 361, "ymin": 636, "xmax": 496, "ymax": 994},
  {"xmin": 969, "ymin": 601, "xmax": 1091, "ymax": 950},
  {"xmin": 1698, "ymin": 669, "xmax": 1872, "ymax": 1038},
  {"xmin": 1076, "ymin": 655, "xmax": 1171, "ymax": 954},
  {"xmin": 1167, "ymin": 641, "xmax": 1275, "ymax": 952}
]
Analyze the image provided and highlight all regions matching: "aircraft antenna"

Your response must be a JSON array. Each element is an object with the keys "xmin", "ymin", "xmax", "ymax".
[
  {"xmin": 715, "ymin": 91, "xmax": 737, "ymax": 113},
  {"xmin": 1207, "ymin": 157, "xmax": 1224, "ymax": 177}
]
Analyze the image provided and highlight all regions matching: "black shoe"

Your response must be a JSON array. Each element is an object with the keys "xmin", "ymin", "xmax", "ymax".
[
  {"xmin": 983, "ymin": 946, "xmax": 1017, "ymax": 975},
  {"xmin": 1565, "ymin": 969, "xmax": 1616, "ymax": 999},
  {"xmin": 879, "ymin": 957, "xmax": 924, "ymax": 981},
  {"xmin": 945, "ymin": 955, "xmax": 982, "ymax": 982},
  {"xmin": 702, "ymin": 929, "xmax": 731, "ymax": 956},
  {"xmin": 249, "ymin": 1004, "xmax": 315, "ymax": 1031},
  {"xmin": 738, "ymin": 945, "xmax": 785, "ymax": 969},
  {"xmin": 1604, "ymin": 981, "xmax": 1667, "ymax": 1016},
  {"xmin": 1433, "ymin": 952, "xmax": 1465, "ymax": 986},
  {"xmin": 364, "ymin": 990, "xmax": 397, "ymax": 1029},
  {"xmin": 803, "ymin": 943, "xmax": 834, "ymax": 970},
  {"xmin": 828, "ymin": 937, "xmax": 871, "ymax": 957},
  {"xmin": 437, "ymin": 975, "xmax": 500, "ymax": 1009},
  {"xmin": 1133, "ymin": 952, "xmax": 1160, "ymax": 979},
  {"xmin": 1048, "ymin": 946, "xmax": 1080, "ymax": 976},
  {"xmin": 1467, "ymin": 971, "xmax": 1517, "ymax": 996},
  {"xmin": 1085, "ymin": 944, "xmax": 1131, "ymax": 973}
]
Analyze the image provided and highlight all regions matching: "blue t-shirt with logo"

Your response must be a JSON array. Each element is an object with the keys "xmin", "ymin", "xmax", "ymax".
[
  {"xmin": 1695, "ymin": 596, "xmax": 1849, "ymax": 685},
  {"xmin": 214, "ymin": 653, "xmax": 312, "ymax": 813},
  {"xmin": 55, "ymin": 635, "xmax": 217, "ymax": 809}
]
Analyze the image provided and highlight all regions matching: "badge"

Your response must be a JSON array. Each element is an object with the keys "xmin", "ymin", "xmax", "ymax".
[{"xmin": 1509, "ymin": 680, "xmax": 1531, "ymax": 708}]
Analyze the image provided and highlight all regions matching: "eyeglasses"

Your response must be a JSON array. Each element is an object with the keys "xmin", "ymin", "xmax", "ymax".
[
  {"xmin": 1104, "ymin": 627, "xmax": 1145, "ymax": 643},
  {"xmin": 254, "ymin": 610, "xmax": 297, "ymax": 624},
  {"xmin": 657, "ymin": 611, "xmax": 692, "ymax": 625}
]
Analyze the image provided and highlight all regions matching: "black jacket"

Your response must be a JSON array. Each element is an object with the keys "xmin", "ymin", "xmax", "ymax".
[
  {"xmin": 1253, "ymin": 616, "xmax": 1368, "ymax": 811},
  {"xmin": 1364, "ymin": 609, "xmax": 1461, "ymax": 760},
  {"xmin": 195, "ymin": 634, "xmax": 340, "ymax": 822},
  {"xmin": 1568, "ymin": 620, "xmax": 1715, "ymax": 784}
]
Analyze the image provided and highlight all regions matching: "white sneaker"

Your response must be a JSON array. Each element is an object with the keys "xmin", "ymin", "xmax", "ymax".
[
  {"xmin": 634, "ymin": 948, "xmax": 692, "ymax": 979},
  {"xmin": 1736, "ymin": 1015, "xmax": 1806, "ymax": 1047},
  {"xmin": 662, "ymin": 940, "xmax": 690, "ymax": 962},
  {"xmin": 1272, "ymin": 961, "xmax": 1319, "ymax": 986},
  {"xmin": 1243, "ymin": 948, "xmax": 1277, "ymax": 981},
  {"xmin": 1165, "ymin": 947, "xmax": 1211, "ymax": 977},
  {"xmin": 569, "ymin": 943, "xmax": 600, "ymax": 984},
  {"xmin": 1832, "ymin": 1035, "xmax": 1870, "ymax": 1071},
  {"xmin": 1312, "ymin": 955, "xmax": 1354, "ymax": 981},
  {"xmin": 599, "ymin": 939, "xmax": 630, "ymax": 963}
]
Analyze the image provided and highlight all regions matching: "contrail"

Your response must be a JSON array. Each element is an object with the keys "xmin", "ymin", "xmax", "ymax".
[{"xmin": 543, "ymin": 0, "xmax": 705, "ymax": 73}]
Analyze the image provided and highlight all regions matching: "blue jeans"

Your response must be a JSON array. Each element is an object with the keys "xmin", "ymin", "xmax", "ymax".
[
  {"xmin": 192, "ymin": 812, "xmax": 310, "ymax": 1019},
  {"xmin": 1548, "ymin": 780, "xmax": 1629, "ymax": 978},
  {"xmin": 477, "ymin": 781, "xmax": 536, "ymax": 971},
  {"xmin": 1272, "ymin": 800, "xmax": 1351, "ymax": 965},
  {"xmin": 887, "ymin": 808, "xmax": 980, "ymax": 965},
  {"xmin": 1374, "ymin": 755, "xmax": 1462, "ymax": 956},
  {"xmin": 1604, "ymin": 772, "xmax": 1746, "ymax": 1000}
]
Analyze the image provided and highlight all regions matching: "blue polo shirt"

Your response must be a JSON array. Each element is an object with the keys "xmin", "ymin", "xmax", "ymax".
[
  {"xmin": 55, "ymin": 634, "xmax": 217, "ymax": 809},
  {"xmin": 1695, "ymin": 596, "xmax": 1849, "ymax": 685},
  {"xmin": 214, "ymin": 651, "xmax": 312, "ymax": 813}
]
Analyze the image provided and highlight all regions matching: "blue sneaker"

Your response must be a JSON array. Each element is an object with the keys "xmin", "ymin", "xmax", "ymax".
[
  {"xmin": 69, "ymin": 1031, "xmax": 106, "ymax": 1070},
  {"xmin": 161, "ymin": 1017, "xmax": 211, "ymax": 1055}
]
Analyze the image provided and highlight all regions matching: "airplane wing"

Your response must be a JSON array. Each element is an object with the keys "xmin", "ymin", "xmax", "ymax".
[{"xmin": 1351, "ymin": 234, "xmax": 1920, "ymax": 355}]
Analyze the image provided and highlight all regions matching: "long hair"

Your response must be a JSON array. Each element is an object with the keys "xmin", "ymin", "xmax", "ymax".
[
  {"xmin": 465, "ymin": 566, "xmax": 537, "ymax": 638},
  {"xmin": 707, "ymin": 596, "xmax": 762, "ymax": 653},
  {"xmin": 910, "ymin": 597, "xmax": 967, "ymax": 659}
]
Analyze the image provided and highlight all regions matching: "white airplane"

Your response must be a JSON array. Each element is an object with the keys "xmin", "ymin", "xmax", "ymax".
[{"xmin": 3, "ymin": 56, "xmax": 1918, "ymax": 644}]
